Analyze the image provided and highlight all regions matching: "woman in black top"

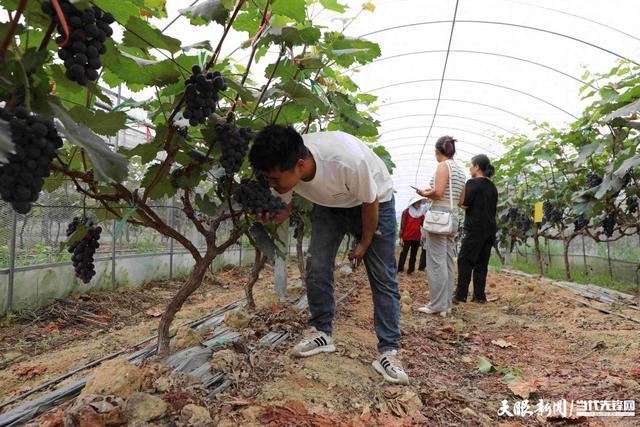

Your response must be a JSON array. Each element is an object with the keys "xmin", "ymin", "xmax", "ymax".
[{"xmin": 454, "ymin": 154, "xmax": 498, "ymax": 304}]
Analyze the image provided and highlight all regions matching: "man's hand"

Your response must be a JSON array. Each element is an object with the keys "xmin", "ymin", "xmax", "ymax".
[
  {"xmin": 399, "ymin": 238, "xmax": 404, "ymax": 246},
  {"xmin": 255, "ymin": 207, "xmax": 290, "ymax": 224},
  {"xmin": 348, "ymin": 240, "xmax": 370, "ymax": 265}
]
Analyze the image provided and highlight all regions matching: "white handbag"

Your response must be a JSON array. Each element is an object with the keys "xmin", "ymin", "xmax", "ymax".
[{"xmin": 423, "ymin": 161, "xmax": 456, "ymax": 235}]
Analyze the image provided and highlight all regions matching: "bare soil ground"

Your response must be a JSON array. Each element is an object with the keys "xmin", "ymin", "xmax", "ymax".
[{"xmin": 1, "ymin": 262, "xmax": 639, "ymax": 426}]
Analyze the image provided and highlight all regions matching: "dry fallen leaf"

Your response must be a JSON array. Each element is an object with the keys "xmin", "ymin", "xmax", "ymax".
[
  {"xmin": 508, "ymin": 377, "xmax": 549, "ymax": 399},
  {"xmin": 144, "ymin": 307, "xmax": 164, "ymax": 317},
  {"xmin": 491, "ymin": 339, "xmax": 513, "ymax": 348},
  {"xmin": 12, "ymin": 364, "xmax": 47, "ymax": 378},
  {"xmin": 42, "ymin": 322, "xmax": 60, "ymax": 334}
]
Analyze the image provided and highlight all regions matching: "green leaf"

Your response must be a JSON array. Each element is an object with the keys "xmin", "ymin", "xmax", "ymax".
[
  {"xmin": 123, "ymin": 16, "xmax": 182, "ymax": 53},
  {"xmin": 249, "ymin": 222, "xmax": 283, "ymax": 260},
  {"xmin": 225, "ymin": 78, "xmax": 255, "ymax": 104},
  {"xmin": 67, "ymin": 107, "xmax": 127, "ymax": 137},
  {"xmin": 320, "ymin": 0, "xmax": 347, "ymax": 12},
  {"xmin": 102, "ymin": 46, "xmax": 182, "ymax": 88},
  {"xmin": 603, "ymin": 98, "xmax": 640, "ymax": 122},
  {"xmin": 60, "ymin": 223, "xmax": 89, "ymax": 251},
  {"xmin": 92, "ymin": 0, "xmax": 144, "ymax": 24},
  {"xmin": 324, "ymin": 33, "xmax": 381, "ymax": 66},
  {"xmin": 278, "ymin": 80, "xmax": 328, "ymax": 114},
  {"xmin": 182, "ymin": 40, "xmax": 213, "ymax": 52},
  {"xmin": 180, "ymin": 0, "xmax": 230, "ymax": 26},
  {"xmin": 598, "ymin": 86, "xmax": 618, "ymax": 103},
  {"xmin": 613, "ymin": 152, "xmax": 640, "ymax": 178},
  {"xmin": 501, "ymin": 372, "xmax": 518, "ymax": 384},
  {"xmin": 262, "ymin": 26, "xmax": 321, "ymax": 47},
  {"xmin": 124, "ymin": 140, "xmax": 162, "ymax": 163},
  {"xmin": 114, "ymin": 205, "xmax": 137, "ymax": 239},
  {"xmin": 573, "ymin": 141, "xmax": 601, "ymax": 166},
  {"xmin": 51, "ymin": 103, "xmax": 129, "ymax": 183},
  {"xmin": 372, "ymin": 145, "xmax": 395, "ymax": 174},
  {"xmin": 194, "ymin": 193, "xmax": 222, "ymax": 216},
  {"xmin": 272, "ymin": 0, "xmax": 306, "ymax": 23},
  {"xmin": 233, "ymin": 10, "xmax": 262, "ymax": 35},
  {"xmin": 0, "ymin": 21, "xmax": 24, "ymax": 43},
  {"xmin": 0, "ymin": 118, "xmax": 14, "ymax": 163},
  {"xmin": 478, "ymin": 357, "xmax": 495, "ymax": 374}
]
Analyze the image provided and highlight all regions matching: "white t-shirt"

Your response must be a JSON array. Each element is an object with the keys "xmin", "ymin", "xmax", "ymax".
[{"xmin": 280, "ymin": 131, "xmax": 394, "ymax": 208}]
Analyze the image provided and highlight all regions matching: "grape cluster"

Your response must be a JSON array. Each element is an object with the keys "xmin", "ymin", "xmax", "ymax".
[
  {"xmin": 66, "ymin": 217, "xmax": 101, "ymax": 283},
  {"xmin": 183, "ymin": 65, "xmax": 227, "ymax": 126},
  {"xmin": 42, "ymin": 1, "xmax": 114, "ymax": 85},
  {"xmin": 217, "ymin": 124, "xmax": 251, "ymax": 175},
  {"xmin": 627, "ymin": 196, "xmax": 638, "ymax": 215},
  {"xmin": 233, "ymin": 179, "xmax": 286, "ymax": 214},
  {"xmin": 622, "ymin": 170, "xmax": 634, "ymax": 188},
  {"xmin": 0, "ymin": 107, "xmax": 63, "ymax": 214},
  {"xmin": 586, "ymin": 172, "xmax": 602, "ymax": 189},
  {"xmin": 518, "ymin": 215, "xmax": 532, "ymax": 233},
  {"xmin": 601, "ymin": 213, "xmax": 616, "ymax": 237},
  {"xmin": 573, "ymin": 215, "xmax": 589, "ymax": 231},
  {"xmin": 543, "ymin": 201, "xmax": 563, "ymax": 224},
  {"xmin": 507, "ymin": 207, "xmax": 519, "ymax": 222}
]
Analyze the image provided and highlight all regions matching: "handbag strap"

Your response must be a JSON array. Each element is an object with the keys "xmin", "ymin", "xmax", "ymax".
[{"xmin": 445, "ymin": 160, "xmax": 453, "ymax": 210}]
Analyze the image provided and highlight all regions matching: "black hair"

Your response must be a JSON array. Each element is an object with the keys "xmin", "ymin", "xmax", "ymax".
[
  {"xmin": 249, "ymin": 125, "xmax": 308, "ymax": 172},
  {"xmin": 435, "ymin": 135, "xmax": 456, "ymax": 158},
  {"xmin": 471, "ymin": 154, "xmax": 495, "ymax": 178}
]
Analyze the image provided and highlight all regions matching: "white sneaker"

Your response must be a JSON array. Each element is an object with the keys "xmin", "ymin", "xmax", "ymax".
[
  {"xmin": 417, "ymin": 306, "xmax": 448, "ymax": 317},
  {"xmin": 372, "ymin": 350, "xmax": 409, "ymax": 385},
  {"xmin": 291, "ymin": 327, "xmax": 336, "ymax": 358}
]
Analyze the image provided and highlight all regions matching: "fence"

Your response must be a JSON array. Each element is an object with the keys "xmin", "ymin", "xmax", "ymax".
[
  {"xmin": 509, "ymin": 233, "xmax": 640, "ymax": 290},
  {"xmin": 0, "ymin": 192, "xmax": 317, "ymax": 315}
]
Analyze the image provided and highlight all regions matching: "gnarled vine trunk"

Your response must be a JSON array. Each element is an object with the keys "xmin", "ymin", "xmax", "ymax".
[
  {"xmin": 562, "ymin": 236, "xmax": 573, "ymax": 281},
  {"xmin": 533, "ymin": 225, "xmax": 544, "ymax": 275},
  {"xmin": 157, "ymin": 250, "xmax": 215, "ymax": 356},
  {"xmin": 245, "ymin": 249, "xmax": 266, "ymax": 310}
]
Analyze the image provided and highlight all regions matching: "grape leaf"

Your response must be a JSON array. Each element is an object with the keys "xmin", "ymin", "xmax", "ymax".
[
  {"xmin": 478, "ymin": 357, "xmax": 495, "ymax": 374},
  {"xmin": 67, "ymin": 107, "xmax": 127, "ymax": 137},
  {"xmin": 0, "ymin": 118, "xmax": 15, "ymax": 164},
  {"xmin": 249, "ymin": 222, "xmax": 283, "ymax": 261},
  {"xmin": 50, "ymin": 103, "xmax": 129, "ymax": 183},
  {"xmin": 102, "ymin": 47, "xmax": 182, "ymax": 88},
  {"xmin": 123, "ymin": 16, "xmax": 182, "ymax": 53},
  {"xmin": 320, "ymin": 0, "xmax": 347, "ymax": 13},
  {"xmin": 271, "ymin": 0, "xmax": 306, "ymax": 23},
  {"xmin": 92, "ymin": 0, "xmax": 145, "ymax": 24},
  {"xmin": 182, "ymin": 40, "xmax": 213, "ymax": 52},
  {"xmin": 194, "ymin": 193, "xmax": 222, "ymax": 216},
  {"xmin": 603, "ymin": 98, "xmax": 640, "ymax": 122},
  {"xmin": 59, "ymin": 223, "xmax": 89, "ymax": 251},
  {"xmin": 180, "ymin": 0, "xmax": 230, "ymax": 26}
]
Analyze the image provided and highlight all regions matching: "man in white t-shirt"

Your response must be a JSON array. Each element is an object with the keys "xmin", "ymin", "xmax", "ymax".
[{"xmin": 248, "ymin": 125, "xmax": 408, "ymax": 385}]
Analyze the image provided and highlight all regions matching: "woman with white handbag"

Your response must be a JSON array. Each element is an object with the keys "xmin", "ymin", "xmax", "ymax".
[{"xmin": 414, "ymin": 136, "xmax": 466, "ymax": 317}]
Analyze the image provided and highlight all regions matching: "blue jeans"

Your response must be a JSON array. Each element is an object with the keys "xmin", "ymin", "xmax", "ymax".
[{"xmin": 305, "ymin": 198, "xmax": 401, "ymax": 353}]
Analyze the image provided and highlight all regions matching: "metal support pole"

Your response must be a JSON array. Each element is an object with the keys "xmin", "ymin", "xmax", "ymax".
[
  {"xmin": 111, "ymin": 84, "xmax": 122, "ymax": 291},
  {"xmin": 581, "ymin": 235, "xmax": 588, "ymax": 279},
  {"xmin": 7, "ymin": 210, "xmax": 17, "ymax": 313},
  {"xmin": 606, "ymin": 241, "xmax": 613, "ymax": 280},
  {"xmin": 111, "ymin": 220, "xmax": 116, "ymax": 290},
  {"xmin": 274, "ymin": 219, "xmax": 289, "ymax": 302},
  {"xmin": 169, "ymin": 197, "xmax": 175, "ymax": 280}
]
